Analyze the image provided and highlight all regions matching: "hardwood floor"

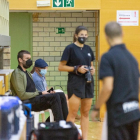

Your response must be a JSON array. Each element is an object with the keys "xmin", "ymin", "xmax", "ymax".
[
  {"xmin": 76, "ymin": 121, "xmax": 140, "ymax": 140},
  {"xmin": 138, "ymin": 123, "xmax": 140, "ymax": 140}
]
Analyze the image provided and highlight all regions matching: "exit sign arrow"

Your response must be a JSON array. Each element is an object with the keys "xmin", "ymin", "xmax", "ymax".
[
  {"xmin": 56, "ymin": 27, "xmax": 65, "ymax": 34},
  {"xmin": 55, "ymin": 0, "xmax": 61, "ymax": 7}
]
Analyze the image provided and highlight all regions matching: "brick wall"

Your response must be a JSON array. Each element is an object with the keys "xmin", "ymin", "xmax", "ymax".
[
  {"xmin": 3, "ymin": 47, "xmax": 11, "ymax": 69},
  {"xmin": 0, "ymin": 0, "xmax": 10, "ymax": 69},
  {"xmin": 0, "ymin": 47, "xmax": 10, "ymax": 69},
  {"xmin": 32, "ymin": 12, "xmax": 98, "ymax": 103},
  {"xmin": 0, "ymin": 49, "xmax": 3, "ymax": 69}
]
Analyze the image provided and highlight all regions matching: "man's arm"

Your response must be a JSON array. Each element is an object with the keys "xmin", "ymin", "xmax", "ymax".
[
  {"xmin": 91, "ymin": 76, "xmax": 114, "ymax": 120},
  {"xmin": 139, "ymin": 77, "xmax": 140, "ymax": 109},
  {"xmin": 139, "ymin": 77, "xmax": 140, "ymax": 92},
  {"xmin": 95, "ymin": 77, "xmax": 114, "ymax": 108},
  {"xmin": 34, "ymin": 81, "xmax": 46, "ymax": 92},
  {"xmin": 11, "ymin": 72, "xmax": 39, "ymax": 100}
]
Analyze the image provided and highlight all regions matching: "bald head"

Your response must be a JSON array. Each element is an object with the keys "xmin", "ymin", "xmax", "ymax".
[{"xmin": 105, "ymin": 22, "xmax": 122, "ymax": 39}]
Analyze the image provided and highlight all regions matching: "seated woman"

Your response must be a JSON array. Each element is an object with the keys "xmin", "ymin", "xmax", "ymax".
[{"xmin": 31, "ymin": 59, "xmax": 68, "ymax": 121}]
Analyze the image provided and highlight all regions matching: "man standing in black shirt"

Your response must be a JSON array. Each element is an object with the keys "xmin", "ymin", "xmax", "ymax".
[{"xmin": 91, "ymin": 22, "xmax": 140, "ymax": 140}]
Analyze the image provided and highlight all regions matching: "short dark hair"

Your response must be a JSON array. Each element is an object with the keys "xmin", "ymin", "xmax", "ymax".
[
  {"xmin": 105, "ymin": 22, "xmax": 122, "ymax": 39},
  {"xmin": 17, "ymin": 50, "xmax": 30, "ymax": 62},
  {"xmin": 73, "ymin": 26, "xmax": 88, "ymax": 42}
]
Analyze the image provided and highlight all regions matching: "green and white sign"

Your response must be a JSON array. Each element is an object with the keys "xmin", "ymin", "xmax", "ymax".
[
  {"xmin": 53, "ymin": 0, "xmax": 74, "ymax": 8},
  {"xmin": 56, "ymin": 27, "xmax": 65, "ymax": 34}
]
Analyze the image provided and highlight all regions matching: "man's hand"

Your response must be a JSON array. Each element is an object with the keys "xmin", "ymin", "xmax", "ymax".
[
  {"xmin": 91, "ymin": 110, "xmax": 99, "ymax": 121},
  {"xmin": 90, "ymin": 66, "xmax": 95, "ymax": 75},
  {"xmin": 42, "ymin": 91, "xmax": 50, "ymax": 95},
  {"xmin": 50, "ymin": 90, "xmax": 55, "ymax": 93}
]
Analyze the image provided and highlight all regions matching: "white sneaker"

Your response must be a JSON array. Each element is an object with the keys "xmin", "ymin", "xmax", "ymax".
[
  {"xmin": 77, "ymin": 128, "xmax": 82, "ymax": 136},
  {"xmin": 74, "ymin": 123, "xmax": 80, "ymax": 129}
]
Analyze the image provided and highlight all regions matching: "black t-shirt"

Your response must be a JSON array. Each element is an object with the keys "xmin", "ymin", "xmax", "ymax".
[
  {"xmin": 61, "ymin": 43, "xmax": 95, "ymax": 67},
  {"xmin": 60, "ymin": 43, "xmax": 95, "ymax": 99},
  {"xmin": 100, "ymin": 44, "xmax": 140, "ymax": 127}
]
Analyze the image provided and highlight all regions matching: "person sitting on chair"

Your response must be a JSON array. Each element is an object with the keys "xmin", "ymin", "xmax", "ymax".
[
  {"xmin": 10, "ymin": 50, "xmax": 68, "ymax": 121},
  {"xmin": 31, "ymin": 58, "xmax": 81, "ymax": 121},
  {"xmin": 31, "ymin": 59, "xmax": 63, "ymax": 93}
]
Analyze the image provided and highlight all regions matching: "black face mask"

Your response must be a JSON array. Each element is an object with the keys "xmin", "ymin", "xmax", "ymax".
[
  {"xmin": 23, "ymin": 59, "xmax": 32, "ymax": 69},
  {"xmin": 78, "ymin": 37, "xmax": 87, "ymax": 44}
]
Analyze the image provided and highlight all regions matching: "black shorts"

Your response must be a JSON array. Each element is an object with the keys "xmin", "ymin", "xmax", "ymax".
[
  {"xmin": 67, "ymin": 74, "xmax": 94, "ymax": 99},
  {"xmin": 108, "ymin": 120, "xmax": 139, "ymax": 140}
]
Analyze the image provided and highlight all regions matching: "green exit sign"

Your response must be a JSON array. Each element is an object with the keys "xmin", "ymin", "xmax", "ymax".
[
  {"xmin": 53, "ymin": 0, "xmax": 74, "ymax": 8},
  {"xmin": 56, "ymin": 27, "xmax": 65, "ymax": 34}
]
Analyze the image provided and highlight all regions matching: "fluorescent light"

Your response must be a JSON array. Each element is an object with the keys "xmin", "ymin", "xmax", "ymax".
[{"xmin": 37, "ymin": 0, "xmax": 50, "ymax": 7}]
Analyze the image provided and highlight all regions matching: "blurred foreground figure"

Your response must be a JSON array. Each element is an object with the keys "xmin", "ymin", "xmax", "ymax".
[{"xmin": 91, "ymin": 21, "xmax": 140, "ymax": 140}]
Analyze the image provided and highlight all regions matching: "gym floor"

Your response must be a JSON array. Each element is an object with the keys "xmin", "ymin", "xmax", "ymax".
[{"xmin": 75, "ymin": 121, "xmax": 140, "ymax": 140}]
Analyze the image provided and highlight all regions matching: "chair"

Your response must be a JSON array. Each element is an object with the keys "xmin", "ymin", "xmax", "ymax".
[
  {"xmin": 32, "ymin": 109, "xmax": 54, "ymax": 128},
  {"xmin": 32, "ymin": 89, "xmax": 64, "ymax": 128}
]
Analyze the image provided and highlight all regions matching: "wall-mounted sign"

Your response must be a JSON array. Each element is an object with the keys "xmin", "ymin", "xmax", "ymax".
[
  {"xmin": 56, "ymin": 27, "xmax": 65, "ymax": 34},
  {"xmin": 117, "ymin": 10, "xmax": 139, "ymax": 26},
  {"xmin": 37, "ymin": 0, "xmax": 50, "ymax": 7},
  {"xmin": 53, "ymin": 0, "xmax": 74, "ymax": 8}
]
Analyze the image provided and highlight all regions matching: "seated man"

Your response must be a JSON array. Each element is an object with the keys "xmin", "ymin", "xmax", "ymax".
[
  {"xmin": 10, "ymin": 50, "xmax": 68, "ymax": 121},
  {"xmin": 31, "ymin": 58, "xmax": 81, "ymax": 121},
  {"xmin": 31, "ymin": 59, "xmax": 58, "ymax": 92}
]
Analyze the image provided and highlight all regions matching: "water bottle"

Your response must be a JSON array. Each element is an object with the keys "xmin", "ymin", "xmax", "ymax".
[
  {"xmin": 10, "ymin": 98, "xmax": 20, "ymax": 134},
  {"xmin": 0, "ymin": 100, "xmax": 13, "ymax": 140}
]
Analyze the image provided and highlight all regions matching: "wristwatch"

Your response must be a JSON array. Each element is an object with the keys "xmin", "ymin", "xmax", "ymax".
[{"xmin": 73, "ymin": 65, "xmax": 82, "ymax": 75}]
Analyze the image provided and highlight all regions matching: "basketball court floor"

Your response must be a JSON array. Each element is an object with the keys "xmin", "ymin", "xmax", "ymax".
[{"xmin": 76, "ymin": 121, "xmax": 140, "ymax": 140}]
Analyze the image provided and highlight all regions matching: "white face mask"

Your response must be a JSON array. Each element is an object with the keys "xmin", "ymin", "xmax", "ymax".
[{"xmin": 40, "ymin": 69, "xmax": 47, "ymax": 76}]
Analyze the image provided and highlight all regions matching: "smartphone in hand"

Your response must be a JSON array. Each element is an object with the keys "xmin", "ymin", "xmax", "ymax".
[{"xmin": 47, "ymin": 87, "xmax": 54, "ymax": 93}]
